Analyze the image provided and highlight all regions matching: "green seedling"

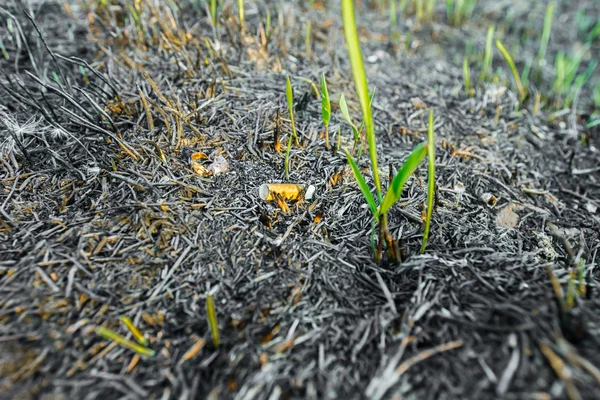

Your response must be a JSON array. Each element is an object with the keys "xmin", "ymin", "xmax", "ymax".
[
  {"xmin": 206, "ymin": 294, "xmax": 220, "ymax": 347},
  {"xmin": 390, "ymin": 0, "xmax": 397, "ymax": 28},
  {"xmin": 286, "ymin": 76, "xmax": 299, "ymax": 145},
  {"xmin": 565, "ymin": 60, "xmax": 597, "ymax": 106},
  {"xmin": 321, "ymin": 74, "xmax": 331, "ymax": 150},
  {"xmin": 266, "ymin": 9, "xmax": 271, "ymax": 37},
  {"xmin": 420, "ymin": 109, "xmax": 435, "ymax": 253},
  {"xmin": 342, "ymin": 0, "xmax": 431, "ymax": 262},
  {"xmin": 339, "ymin": 94, "xmax": 361, "ymax": 155},
  {"xmin": 495, "ymin": 39, "xmax": 527, "ymax": 103},
  {"xmin": 416, "ymin": 0, "xmax": 424, "ymax": 22},
  {"xmin": 425, "ymin": 0, "xmax": 437, "ymax": 22},
  {"xmin": 463, "ymin": 57, "xmax": 472, "ymax": 95},
  {"xmin": 238, "ymin": 0, "xmax": 244, "ymax": 26},
  {"xmin": 552, "ymin": 47, "xmax": 593, "ymax": 105},
  {"xmin": 446, "ymin": 0, "xmax": 477, "ymax": 27},
  {"xmin": 535, "ymin": 2, "xmax": 555, "ymax": 79},
  {"xmin": 209, "ymin": 0, "xmax": 217, "ymax": 26},
  {"xmin": 479, "ymin": 25, "xmax": 494, "ymax": 81}
]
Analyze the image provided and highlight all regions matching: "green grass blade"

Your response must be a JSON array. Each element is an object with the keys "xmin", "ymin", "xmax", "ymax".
[
  {"xmin": 537, "ymin": 2, "xmax": 555, "ymax": 68},
  {"xmin": 495, "ymin": 39, "xmax": 527, "ymax": 102},
  {"xmin": 463, "ymin": 57, "xmax": 471, "ymax": 94},
  {"xmin": 346, "ymin": 151, "xmax": 378, "ymax": 219},
  {"xmin": 286, "ymin": 76, "xmax": 299, "ymax": 145},
  {"xmin": 378, "ymin": 143, "xmax": 427, "ymax": 216},
  {"xmin": 341, "ymin": 0, "xmax": 381, "ymax": 199},
  {"xmin": 321, "ymin": 74, "xmax": 331, "ymax": 127},
  {"xmin": 420, "ymin": 109, "xmax": 435, "ymax": 254},
  {"xmin": 480, "ymin": 25, "xmax": 494, "ymax": 81},
  {"xmin": 206, "ymin": 294, "xmax": 220, "ymax": 347},
  {"xmin": 210, "ymin": 0, "xmax": 217, "ymax": 26}
]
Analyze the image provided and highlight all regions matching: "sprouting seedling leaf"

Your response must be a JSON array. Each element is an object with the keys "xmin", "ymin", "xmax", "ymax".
[
  {"xmin": 345, "ymin": 151, "xmax": 378, "ymax": 220},
  {"xmin": 321, "ymin": 74, "xmax": 331, "ymax": 149},
  {"xmin": 495, "ymin": 39, "xmax": 527, "ymax": 102},
  {"xmin": 378, "ymin": 143, "xmax": 428, "ymax": 216},
  {"xmin": 206, "ymin": 294, "xmax": 220, "ymax": 347},
  {"xmin": 321, "ymin": 74, "xmax": 331, "ymax": 127},
  {"xmin": 285, "ymin": 76, "xmax": 299, "ymax": 146},
  {"xmin": 339, "ymin": 94, "xmax": 360, "ymax": 143},
  {"xmin": 420, "ymin": 109, "xmax": 436, "ymax": 254}
]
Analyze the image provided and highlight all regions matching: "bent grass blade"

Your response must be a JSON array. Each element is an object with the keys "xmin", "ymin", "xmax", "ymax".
[{"xmin": 495, "ymin": 39, "xmax": 527, "ymax": 102}]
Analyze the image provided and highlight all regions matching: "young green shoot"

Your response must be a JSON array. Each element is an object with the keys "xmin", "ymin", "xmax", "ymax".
[
  {"xmin": 238, "ymin": 0, "xmax": 244, "ymax": 27},
  {"xmin": 536, "ymin": 2, "xmax": 555, "ymax": 75},
  {"xmin": 495, "ymin": 39, "xmax": 527, "ymax": 103},
  {"xmin": 206, "ymin": 294, "xmax": 220, "ymax": 347},
  {"xmin": 390, "ymin": 0, "xmax": 397, "ymax": 28},
  {"xmin": 420, "ymin": 109, "xmax": 435, "ymax": 253},
  {"xmin": 339, "ymin": 94, "xmax": 361, "ymax": 154},
  {"xmin": 321, "ymin": 74, "xmax": 331, "ymax": 150},
  {"xmin": 342, "ymin": 0, "xmax": 430, "ymax": 262},
  {"xmin": 463, "ymin": 57, "xmax": 472, "ymax": 95},
  {"xmin": 285, "ymin": 76, "xmax": 299, "ymax": 145},
  {"xmin": 479, "ymin": 25, "xmax": 494, "ymax": 81},
  {"xmin": 209, "ymin": 0, "xmax": 217, "ymax": 26}
]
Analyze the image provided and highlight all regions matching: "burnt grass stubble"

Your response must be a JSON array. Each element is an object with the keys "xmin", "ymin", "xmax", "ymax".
[{"xmin": 1, "ymin": 0, "xmax": 599, "ymax": 399}]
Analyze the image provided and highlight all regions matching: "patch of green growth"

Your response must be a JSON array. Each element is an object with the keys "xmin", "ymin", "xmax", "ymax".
[
  {"xmin": 495, "ymin": 39, "xmax": 527, "ymax": 103},
  {"xmin": 425, "ymin": 0, "xmax": 438, "ymax": 22},
  {"xmin": 321, "ymin": 74, "xmax": 331, "ymax": 150},
  {"xmin": 342, "ymin": 0, "xmax": 431, "ymax": 262},
  {"xmin": 575, "ymin": 7, "xmax": 600, "ymax": 43},
  {"xmin": 446, "ymin": 0, "xmax": 477, "ymax": 27},
  {"xmin": 552, "ymin": 47, "xmax": 595, "ymax": 106},
  {"xmin": 479, "ymin": 25, "xmax": 494, "ymax": 81}
]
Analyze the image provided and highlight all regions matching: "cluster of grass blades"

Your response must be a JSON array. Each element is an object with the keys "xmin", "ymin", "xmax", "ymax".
[
  {"xmin": 342, "ymin": 0, "xmax": 436, "ymax": 262},
  {"xmin": 446, "ymin": 0, "xmax": 477, "ymax": 27}
]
